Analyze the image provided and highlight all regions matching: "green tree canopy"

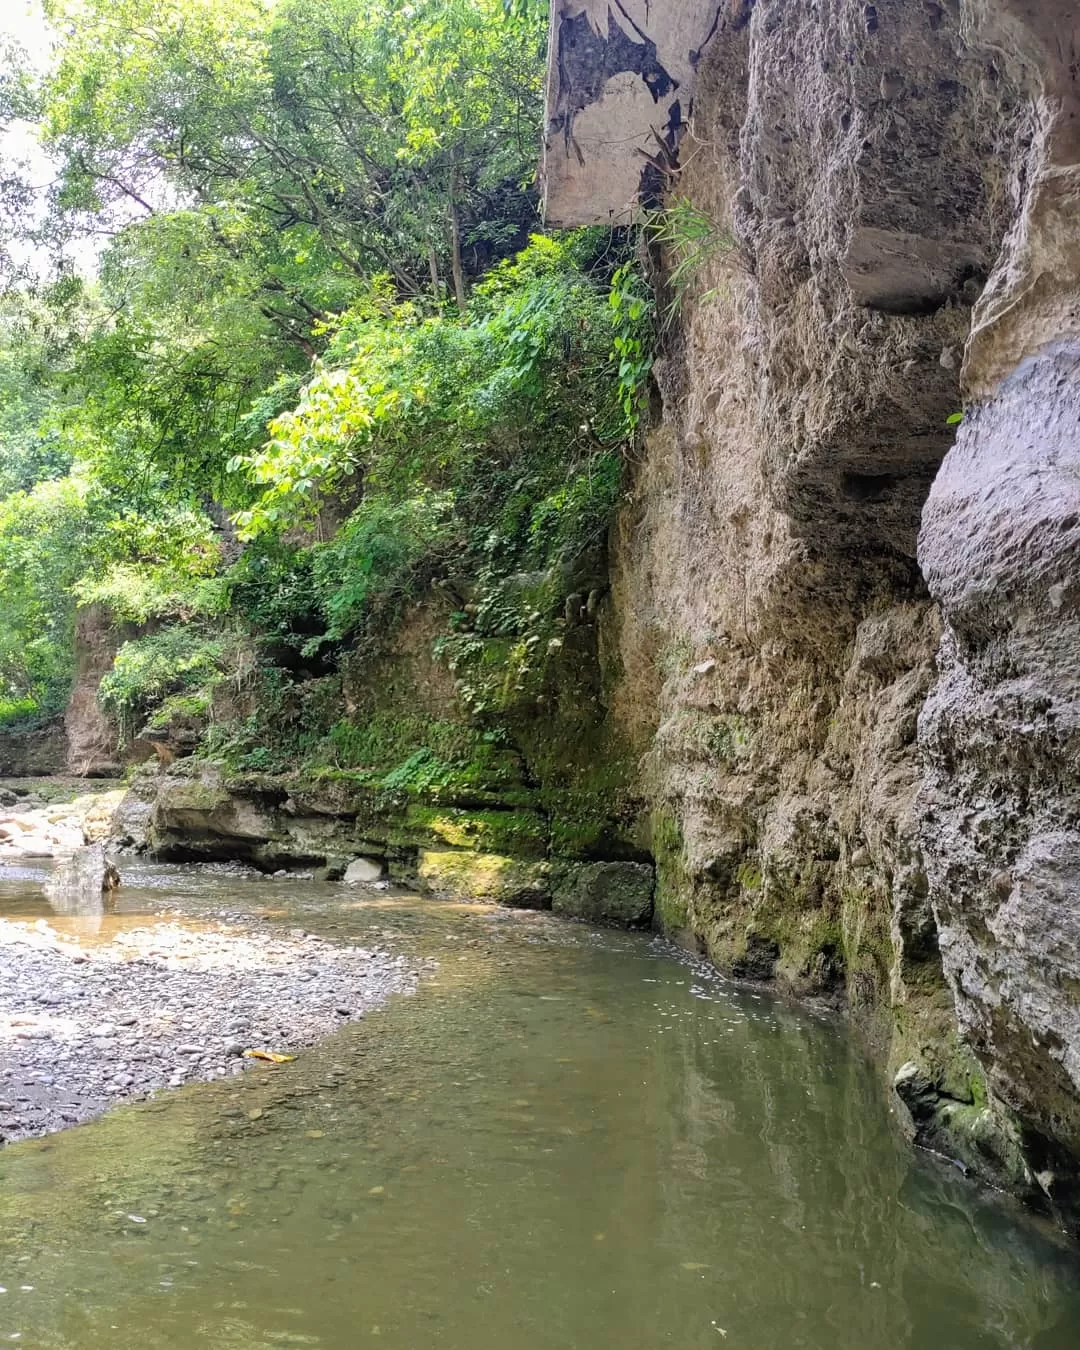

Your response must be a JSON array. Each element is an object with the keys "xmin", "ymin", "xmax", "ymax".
[{"xmin": 42, "ymin": 0, "xmax": 545, "ymax": 308}]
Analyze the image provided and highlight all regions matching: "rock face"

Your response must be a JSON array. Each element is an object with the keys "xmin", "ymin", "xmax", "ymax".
[
  {"xmin": 917, "ymin": 1, "xmax": 1080, "ymax": 1228},
  {"xmin": 921, "ymin": 355, "xmax": 1080, "ymax": 1205},
  {"xmin": 600, "ymin": 0, "xmax": 1013, "ymax": 1081},
  {"xmin": 135, "ymin": 763, "xmax": 655, "ymax": 927},
  {"xmin": 543, "ymin": 0, "xmax": 1080, "ymax": 1227},
  {"xmin": 64, "ymin": 605, "xmax": 129, "ymax": 778},
  {"xmin": 551, "ymin": 860, "xmax": 655, "ymax": 926},
  {"xmin": 0, "ymin": 722, "xmax": 66, "ymax": 777}
]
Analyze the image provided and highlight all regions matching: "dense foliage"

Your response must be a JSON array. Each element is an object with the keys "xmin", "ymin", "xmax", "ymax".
[{"xmin": 0, "ymin": 0, "xmax": 652, "ymax": 765}]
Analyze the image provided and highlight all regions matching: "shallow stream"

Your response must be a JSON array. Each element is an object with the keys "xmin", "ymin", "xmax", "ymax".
[{"xmin": 0, "ymin": 866, "xmax": 1078, "ymax": 1348}]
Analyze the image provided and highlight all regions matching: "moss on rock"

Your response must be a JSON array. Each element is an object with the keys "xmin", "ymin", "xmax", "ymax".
[
  {"xmin": 551, "ymin": 860, "xmax": 655, "ymax": 927},
  {"xmin": 650, "ymin": 807, "xmax": 693, "ymax": 934},
  {"xmin": 396, "ymin": 804, "xmax": 549, "ymax": 857},
  {"xmin": 416, "ymin": 849, "xmax": 551, "ymax": 908}
]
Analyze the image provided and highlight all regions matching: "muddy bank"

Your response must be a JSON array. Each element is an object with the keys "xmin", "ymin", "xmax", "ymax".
[{"xmin": 0, "ymin": 906, "xmax": 423, "ymax": 1143}]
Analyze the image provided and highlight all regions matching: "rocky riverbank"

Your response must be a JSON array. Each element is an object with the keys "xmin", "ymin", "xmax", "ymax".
[
  {"xmin": 0, "ymin": 908, "xmax": 423, "ymax": 1143},
  {"xmin": 0, "ymin": 782, "xmax": 124, "ymax": 860}
]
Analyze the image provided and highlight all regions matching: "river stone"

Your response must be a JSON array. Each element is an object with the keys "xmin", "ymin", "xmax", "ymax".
[
  {"xmin": 550, "ymin": 861, "xmax": 655, "ymax": 928},
  {"xmin": 45, "ymin": 844, "xmax": 120, "ymax": 910},
  {"xmin": 343, "ymin": 857, "xmax": 385, "ymax": 884}
]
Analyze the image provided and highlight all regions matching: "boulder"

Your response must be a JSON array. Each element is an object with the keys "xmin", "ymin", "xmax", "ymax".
[
  {"xmin": 416, "ymin": 850, "xmax": 550, "ymax": 909},
  {"xmin": 343, "ymin": 856, "xmax": 385, "ymax": 884},
  {"xmin": 551, "ymin": 861, "xmax": 655, "ymax": 927},
  {"xmin": 44, "ymin": 843, "xmax": 121, "ymax": 910}
]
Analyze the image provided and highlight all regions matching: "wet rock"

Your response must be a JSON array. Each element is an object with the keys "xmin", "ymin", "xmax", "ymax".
[
  {"xmin": 416, "ymin": 850, "xmax": 551, "ymax": 909},
  {"xmin": 551, "ymin": 862, "xmax": 655, "ymax": 928},
  {"xmin": 893, "ymin": 1061, "xmax": 1034, "ymax": 1196},
  {"xmin": 44, "ymin": 844, "xmax": 121, "ymax": 910}
]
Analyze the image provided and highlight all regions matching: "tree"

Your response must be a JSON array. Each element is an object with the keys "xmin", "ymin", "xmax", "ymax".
[{"xmin": 41, "ymin": 0, "xmax": 546, "ymax": 307}]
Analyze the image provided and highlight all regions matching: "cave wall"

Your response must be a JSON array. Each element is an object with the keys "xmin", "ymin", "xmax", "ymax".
[{"xmin": 546, "ymin": 0, "xmax": 1080, "ymax": 1227}]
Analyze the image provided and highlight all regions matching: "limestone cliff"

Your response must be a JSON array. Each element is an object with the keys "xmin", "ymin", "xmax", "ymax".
[
  {"xmin": 0, "ymin": 721, "xmax": 66, "ymax": 777},
  {"xmin": 545, "ymin": 0, "xmax": 1080, "ymax": 1230}
]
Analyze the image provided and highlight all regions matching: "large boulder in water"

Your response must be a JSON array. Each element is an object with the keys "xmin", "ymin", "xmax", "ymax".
[{"xmin": 44, "ymin": 843, "xmax": 120, "ymax": 912}]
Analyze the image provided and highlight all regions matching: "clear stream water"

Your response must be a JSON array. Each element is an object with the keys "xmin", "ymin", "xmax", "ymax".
[{"xmin": 0, "ymin": 866, "xmax": 1078, "ymax": 1349}]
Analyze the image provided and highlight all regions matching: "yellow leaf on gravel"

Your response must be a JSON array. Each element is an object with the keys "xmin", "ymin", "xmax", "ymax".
[{"xmin": 243, "ymin": 1049, "xmax": 296, "ymax": 1063}]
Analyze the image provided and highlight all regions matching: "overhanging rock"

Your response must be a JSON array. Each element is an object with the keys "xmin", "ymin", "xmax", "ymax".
[{"xmin": 542, "ymin": 0, "xmax": 726, "ymax": 226}]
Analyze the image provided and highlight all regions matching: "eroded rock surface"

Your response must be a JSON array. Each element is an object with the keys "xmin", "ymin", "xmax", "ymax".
[
  {"xmin": 604, "ymin": 0, "xmax": 1013, "ymax": 1104},
  {"xmin": 128, "ymin": 763, "xmax": 655, "ymax": 927},
  {"xmin": 544, "ymin": 0, "xmax": 1080, "ymax": 1223},
  {"xmin": 920, "ymin": 348, "xmax": 1080, "ymax": 1219},
  {"xmin": 64, "ymin": 605, "xmax": 130, "ymax": 778},
  {"xmin": 0, "ymin": 723, "xmax": 66, "ymax": 778}
]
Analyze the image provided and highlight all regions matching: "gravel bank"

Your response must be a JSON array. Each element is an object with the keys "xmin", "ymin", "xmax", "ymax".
[{"xmin": 0, "ymin": 912, "xmax": 421, "ymax": 1142}]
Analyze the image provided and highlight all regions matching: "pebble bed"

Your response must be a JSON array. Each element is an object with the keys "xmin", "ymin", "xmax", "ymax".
[{"xmin": 0, "ymin": 913, "xmax": 421, "ymax": 1142}]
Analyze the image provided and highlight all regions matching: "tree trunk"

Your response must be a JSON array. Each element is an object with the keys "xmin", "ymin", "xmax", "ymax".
[{"xmin": 449, "ymin": 168, "xmax": 468, "ymax": 315}]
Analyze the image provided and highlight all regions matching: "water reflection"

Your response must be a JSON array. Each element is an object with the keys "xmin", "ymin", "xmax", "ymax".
[
  {"xmin": 40, "ymin": 849, "xmax": 117, "ymax": 937},
  {"xmin": 0, "ymin": 877, "xmax": 1075, "ymax": 1348}
]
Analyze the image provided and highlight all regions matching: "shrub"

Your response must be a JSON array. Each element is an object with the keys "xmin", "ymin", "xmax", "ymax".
[{"xmin": 99, "ymin": 625, "xmax": 227, "ymax": 744}]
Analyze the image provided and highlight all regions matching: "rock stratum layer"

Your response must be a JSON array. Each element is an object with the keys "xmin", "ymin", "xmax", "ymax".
[{"xmin": 544, "ymin": 0, "xmax": 1080, "ymax": 1230}]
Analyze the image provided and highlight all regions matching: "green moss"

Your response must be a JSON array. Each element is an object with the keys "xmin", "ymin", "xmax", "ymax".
[
  {"xmin": 551, "ymin": 860, "xmax": 654, "ymax": 927},
  {"xmin": 712, "ymin": 860, "xmax": 849, "ymax": 992},
  {"xmin": 650, "ymin": 807, "xmax": 692, "ymax": 933},
  {"xmin": 416, "ymin": 849, "xmax": 550, "ymax": 908},
  {"xmin": 162, "ymin": 781, "xmax": 229, "ymax": 812},
  {"xmin": 839, "ymin": 883, "xmax": 896, "ymax": 1010},
  {"xmin": 396, "ymin": 804, "xmax": 548, "ymax": 857},
  {"xmin": 544, "ymin": 770, "xmax": 644, "ymax": 860},
  {"xmin": 658, "ymin": 635, "xmax": 693, "ymax": 679},
  {"xmin": 308, "ymin": 713, "xmax": 533, "ymax": 806},
  {"xmin": 145, "ymin": 689, "xmax": 213, "ymax": 731},
  {"xmin": 735, "ymin": 861, "xmax": 762, "ymax": 892},
  {"xmin": 704, "ymin": 714, "xmax": 752, "ymax": 761}
]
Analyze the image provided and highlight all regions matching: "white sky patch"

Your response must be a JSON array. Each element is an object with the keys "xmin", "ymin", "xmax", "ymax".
[
  {"xmin": 0, "ymin": 0, "xmax": 96, "ymax": 276},
  {"xmin": 0, "ymin": 0, "xmax": 50, "ymax": 57}
]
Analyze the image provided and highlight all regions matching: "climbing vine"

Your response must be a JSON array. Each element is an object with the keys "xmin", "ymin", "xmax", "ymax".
[{"xmin": 609, "ymin": 261, "xmax": 655, "ymax": 435}]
